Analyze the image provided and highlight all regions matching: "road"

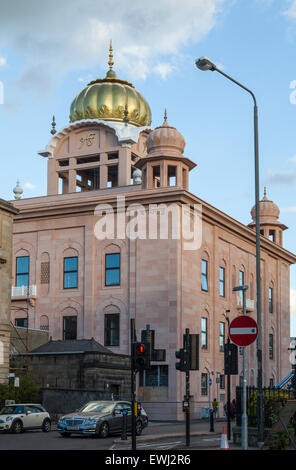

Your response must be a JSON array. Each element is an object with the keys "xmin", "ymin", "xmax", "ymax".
[{"xmin": 0, "ymin": 420, "xmax": 231, "ymax": 450}]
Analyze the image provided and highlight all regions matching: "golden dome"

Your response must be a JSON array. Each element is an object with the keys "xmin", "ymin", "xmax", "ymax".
[{"xmin": 69, "ymin": 42, "xmax": 152, "ymax": 127}]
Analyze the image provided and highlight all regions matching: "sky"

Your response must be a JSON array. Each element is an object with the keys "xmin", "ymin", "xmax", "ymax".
[{"xmin": 0, "ymin": 0, "xmax": 295, "ymax": 334}]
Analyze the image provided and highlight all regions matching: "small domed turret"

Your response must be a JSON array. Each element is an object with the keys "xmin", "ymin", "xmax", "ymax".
[
  {"xmin": 251, "ymin": 188, "xmax": 280, "ymax": 223},
  {"xmin": 146, "ymin": 109, "xmax": 185, "ymax": 157}
]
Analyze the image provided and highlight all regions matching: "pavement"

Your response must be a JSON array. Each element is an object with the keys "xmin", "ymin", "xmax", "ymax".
[{"xmin": 111, "ymin": 419, "xmax": 252, "ymax": 450}]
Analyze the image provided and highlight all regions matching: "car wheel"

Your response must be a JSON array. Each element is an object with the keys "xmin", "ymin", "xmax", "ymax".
[
  {"xmin": 60, "ymin": 432, "xmax": 71, "ymax": 437},
  {"xmin": 42, "ymin": 418, "xmax": 51, "ymax": 432},
  {"xmin": 11, "ymin": 420, "xmax": 23, "ymax": 434},
  {"xmin": 98, "ymin": 422, "xmax": 109, "ymax": 438},
  {"xmin": 136, "ymin": 420, "xmax": 143, "ymax": 436}
]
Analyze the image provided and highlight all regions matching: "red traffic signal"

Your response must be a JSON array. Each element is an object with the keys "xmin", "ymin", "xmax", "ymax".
[
  {"xmin": 133, "ymin": 342, "xmax": 150, "ymax": 372},
  {"xmin": 136, "ymin": 344, "xmax": 145, "ymax": 354}
]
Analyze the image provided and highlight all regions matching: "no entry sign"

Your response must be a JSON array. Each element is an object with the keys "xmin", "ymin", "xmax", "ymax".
[{"xmin": 229, "ymin": 315, "xmax": 258, "ymax": 347}]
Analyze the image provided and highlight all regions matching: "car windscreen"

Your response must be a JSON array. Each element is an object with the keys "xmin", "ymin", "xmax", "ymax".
[
  {"xmin": 78, "ymin": 402, "xmax": 115, "ymax": 414},
  {"xmin": 0, "ymin": 405, "xmax": 24, "ymax": 415}
]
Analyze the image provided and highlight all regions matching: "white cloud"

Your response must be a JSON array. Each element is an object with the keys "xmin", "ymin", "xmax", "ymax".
[
  {"xmin": 291, "ymin": 288, "xmax": 296, "ymax": 316},
  {"xmin": 0, "ymin": 57, "xmax": 6, "ymax": 67},
  {"xmin": 153, "ymin": 63, "xmax": 175, "ymax": 80},
  {"xmin": 284, "ymin": 0, "xmax": 296, "ymax": 19},
  {"xmin": 0, "ymin": 0, "xmax": 226, "ymax": 84},
  {"xmin": 290, "ymin": 155, "xmax": 296, "ymax": 163},
  {"xmin": 24, "ymin": 182, "xmax": 36, "ymax": 190},
  {"xmin": 265, "ymin": 169, "xmax": 296, "ymax": 187}
]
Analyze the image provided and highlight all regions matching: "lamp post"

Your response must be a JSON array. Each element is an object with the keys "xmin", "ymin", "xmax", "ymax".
[{"xmin": 195, "ymin": 57, "xmax": 263, "ymax": 445}]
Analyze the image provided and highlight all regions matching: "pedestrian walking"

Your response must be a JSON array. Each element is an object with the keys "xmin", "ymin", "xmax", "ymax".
[
  {"xmin": 230, "ymin": 399, "xmax": 236, "ymax": 420},
  {"xmin": 212, "ymin": 398, "xmax": 218, "ymax": 417}
]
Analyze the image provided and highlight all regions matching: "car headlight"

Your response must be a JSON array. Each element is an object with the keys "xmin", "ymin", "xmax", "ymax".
[
  {"xmin": 6, "ymin": 416, "xmax": 14, "ymax": 422},
  {"xmin": 58, "ymin": 418, "xmax": 66, "ymax": 424},
  {"xmin": 84, "ymin": 418, "xmax": 97, "ymax": 425}
]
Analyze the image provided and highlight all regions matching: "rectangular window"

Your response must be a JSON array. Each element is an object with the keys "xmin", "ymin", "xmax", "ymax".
[
  {"xmin": 269, "ymin": 287, "xmax": 273, "ymax": 313},
  {"xmin": 201, "ymin": 373, "xmax": 208, "ymax": 396},
  {"xmin": 269, "ymin": 230, "xmax": 275, "ymax": 242},
  {"xmin": 16, "ymin": 256, "xmax": 29, "ymax": 287},
  {"xmin": 269, "ymin": 378, "xmax": 274, "ymax": 388},
  {"xmin": 63, "ymin": 257, "xmax": 78, "ymax": 289},
  {"xmin": 168, "ymin": 165, "xmax": 177, "ymax": 186},
  {"xmin": 107, "ymin": 165, "xmax": 118, "ymax": 187},
  {"xmin": 152, "ymin": 165, "xmax": 161, "ymax": 188},
  {"xmin": 63, "ymin": 316, "xmax": 77, "ymax": 340},
  {"xmin": 15, "ymin": 318, "xmax": 28, "ymax": 328},
  {"xmin": 140, "ymin": 365, "xmax": 168, "ymax": 387},
  {"xmin": 269, "ymin": 334, "xmax": 274, "ymax": 360},
  {"xmin": 105, "ymin": 253, "xmax": 120, "ymax": 286},
  {"xmin": 239, "ymin": 270, "xmax": 244, "ymax": 286},
  {"xmin": 201, "ymin": 317, "xmax": 208, "ymax": 349},
  {"xmin": 220, "ymin": 374, "xmax": 225, "ymax": 390},
  {"xmin": 219, "ymin": 322, "xmax": 225, "ymax": 352},
  {"xmin": 219, "ymin": 267, "xmax": 225, "ymax": 297},
  {"xmin": 104, "ymin": 314, "xmax": 120, "ymax": 347},
  {"xmin": 201, "ymin": 259, "xmax": 208, "ymax": 292}
]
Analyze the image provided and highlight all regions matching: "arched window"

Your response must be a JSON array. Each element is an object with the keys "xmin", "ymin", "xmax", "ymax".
[
  {"xmin": 16, "ymin": 250, "xmax": 30, "ymax": 288},
  {"xmin": 61, "ymin": 308, "xmax": 78, "ymax": 340},
  {"xmin": 104, "ymin": 245, "xmax": 121, "ymax": 287},
  {"xmin": 269, "ymin": 282, "xmax": 274, "ymax": 314},
  {"xmin": 63, "ymin": 248, "xmax": 79, "ymax": 289},
  {"xmin": 201, "ymin": 315, "xmax": 208, "ymax": 350},
  {"xmin": 201, "ymin": 252, "xmax": 210, "ymax": 292},
  {"xmin": 40, "ymin": 315, "xmax": 49, "ymax": 331},
  {"xmin": 104, "ymin": 306, "xmax": 120, "ymax": 347}
]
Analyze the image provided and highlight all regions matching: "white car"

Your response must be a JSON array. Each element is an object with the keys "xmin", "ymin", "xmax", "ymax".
[{"xmin": 0, "ymin": 404, "xmax": 51, "ymax": 433}]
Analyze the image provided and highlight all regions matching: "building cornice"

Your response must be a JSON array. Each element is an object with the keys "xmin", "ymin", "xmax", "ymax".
[{"xmin": 11, "ymin": 187, "xmax": 296, "ymax": 265}]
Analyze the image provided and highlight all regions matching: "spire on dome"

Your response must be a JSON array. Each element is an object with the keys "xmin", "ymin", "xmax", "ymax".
[
  {"xmin": 50, "ymin": 115, "xmax": 56, "ymax": 135},
  {"xmin": 108, "ymin": 40, "xmax": 114, "ymax": 70},
  {"xmin": 106, "ymin": 40, "xmax": 117, "ymax": 78}
]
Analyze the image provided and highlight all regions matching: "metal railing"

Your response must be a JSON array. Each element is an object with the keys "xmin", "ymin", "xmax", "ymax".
[{"xmin": 235, "ymin": 386, "xmax": 296, "ymax": 428}]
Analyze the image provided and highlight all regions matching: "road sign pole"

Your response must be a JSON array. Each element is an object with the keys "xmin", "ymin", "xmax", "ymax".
[
  {"xmin": 130, "ymin": 319, "xmax": 136, "ymax": 451},
  {"xmin": 185, "ymin": 329, "xmax": 190, "ymax": 447},
  {"xmin": 242, "ymin": 289, "xmax": 248, "ymax": 451}
]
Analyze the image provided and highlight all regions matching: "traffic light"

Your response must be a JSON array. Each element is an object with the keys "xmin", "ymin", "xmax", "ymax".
[
  {"xmin": 175, "ymin": 348, "xmax": 189, "ymax": 372},
  {"xmin": 224, "ymin": 343, "xmax": 238, "ymax": 375},
  {"xmin": 188, "ymin": 334, "xmax": 199, "ymax": 370},
  {"xmin": 133, "ymin": 342, "xmax": 150, "ymax": 372}
]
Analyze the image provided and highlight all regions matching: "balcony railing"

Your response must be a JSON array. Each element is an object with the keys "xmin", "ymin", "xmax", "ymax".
[
  {"xmin": 11, "ymin": 285, "xmax": 37, "ymax": 298},
  {"xmin": 236, "ymin": 295, "xmax": 254, "ymax": 312}
]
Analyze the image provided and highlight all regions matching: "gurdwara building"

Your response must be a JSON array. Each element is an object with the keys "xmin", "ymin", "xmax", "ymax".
[{"xmin": 10, "ymin": 45, "xmax": 296, "ymax": 419}]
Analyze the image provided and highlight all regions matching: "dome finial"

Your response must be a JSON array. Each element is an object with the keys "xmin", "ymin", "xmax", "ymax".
[
  {"xmin": 108, "ymin": 40, "xmax": 114, "ymax": 70},
  {"xmin": 13, "ymin": 179, "xmax": 23, "ymax": 200},
  {"xmin": 50, "ymin": 115, "xmax": 56, "ymax": 135},
  {"xmin": 164, "ymin": 108, "xmax": 167, "ymax": 122},
  {"xmin": 264, "ymin": 186, "xmax": 267, "ymax": 197}
]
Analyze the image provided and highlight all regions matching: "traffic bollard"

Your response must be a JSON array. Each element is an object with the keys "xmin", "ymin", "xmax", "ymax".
[
  {"xmin": 209, "ymin": 409, "xmax": 215, "ymax": 432},
  {"xmin": 121, "ymin": 409, "xmax": 127, "ymax": 440}
]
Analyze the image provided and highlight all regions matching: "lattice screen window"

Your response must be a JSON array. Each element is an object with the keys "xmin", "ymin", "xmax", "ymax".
[{"xmin": 41, "ymin": 262, "xmax": 50, "ymax": 284}]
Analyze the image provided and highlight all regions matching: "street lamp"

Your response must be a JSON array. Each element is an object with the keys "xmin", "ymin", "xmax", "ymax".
[{"xmin": 195, "ymin": 57, "xmax": 263, "ymax": 445}]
